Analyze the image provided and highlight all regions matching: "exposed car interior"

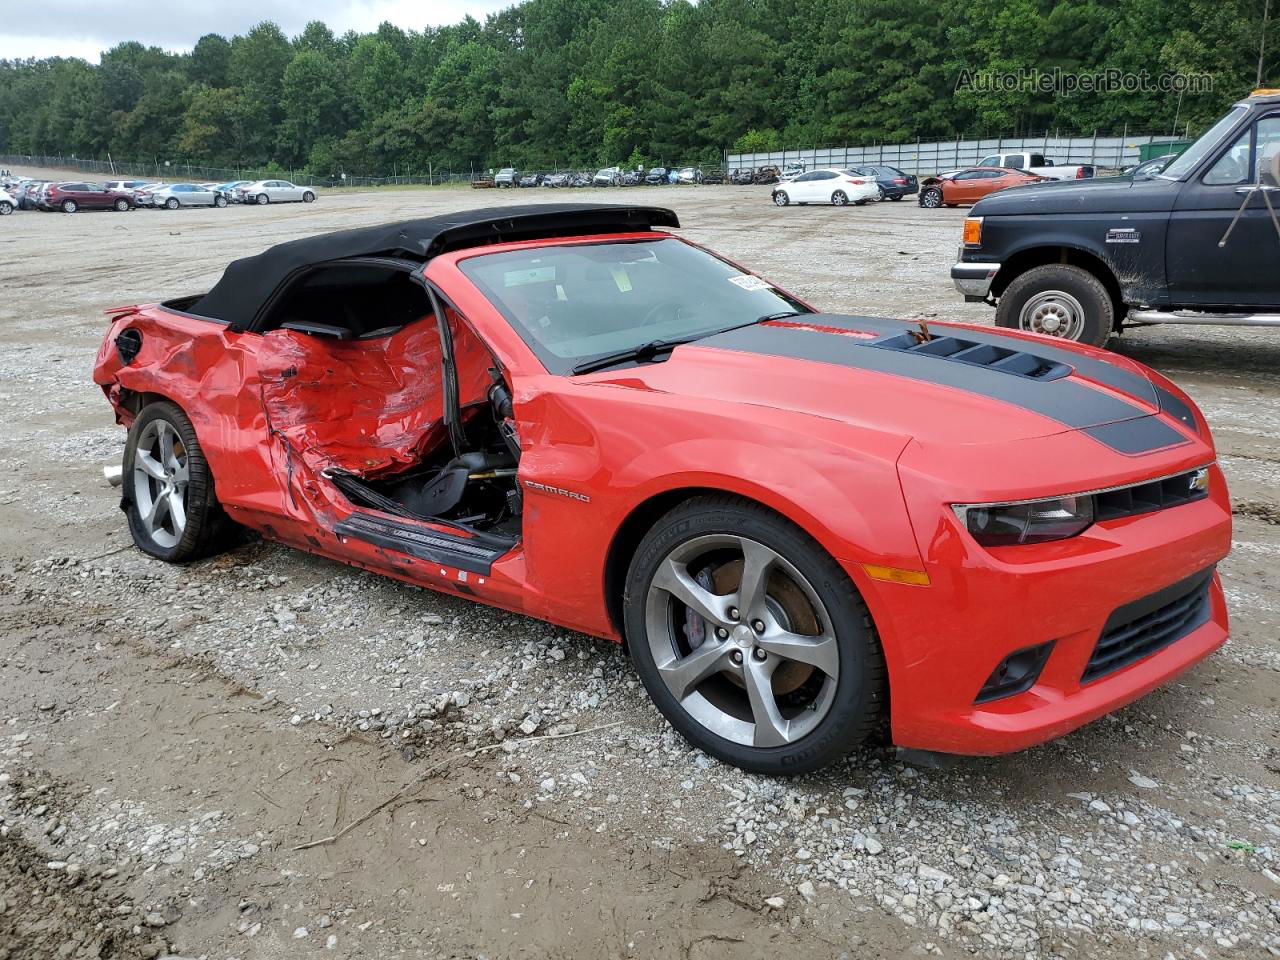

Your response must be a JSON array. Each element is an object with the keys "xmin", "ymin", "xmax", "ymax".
[{"xmin": 255, "ymin": 259, "xmax": 523, "ymax": 538}]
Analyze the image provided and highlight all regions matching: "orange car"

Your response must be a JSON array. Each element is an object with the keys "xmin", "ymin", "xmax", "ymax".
[{"xmin": 918, "ymin": 167, "xmax": 1046, "ymax": 207}]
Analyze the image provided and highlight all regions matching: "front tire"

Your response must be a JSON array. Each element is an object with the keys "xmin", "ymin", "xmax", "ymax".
[
  {"xmin": 302, "ymin": 191, "xmax": 315, "ymax": 202},
  {"xmin": 624, "ymin": 496, "xmax": 886, "ymax": 775},
  {"xmin": 123, "ymin": 402, "xmax": 233, "ymax": 562},
  {"xmin": 919, "ymin": 187, "xmax": 942, "ymax": 208},
  {"xmin": 773, "ymin": 191, "xmax": 789, "ymax": 206},
  {"xmin": 0, "ymin": 201, "xmax": 11, "ymax": 216},
  {"xmin": 995, "ymin": 263, "xmax": 1114, "ymax": 347}
]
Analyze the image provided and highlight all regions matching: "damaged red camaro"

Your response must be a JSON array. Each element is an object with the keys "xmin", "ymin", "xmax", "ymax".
[{"xmin": 93, "ymin": 204, "xmax": 1231, "ymax": 774}]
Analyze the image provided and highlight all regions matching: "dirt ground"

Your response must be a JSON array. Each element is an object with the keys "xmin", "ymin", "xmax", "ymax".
[{"xmin": 0, "ymin": 174, "xmax": 1277, "ymax": 960}]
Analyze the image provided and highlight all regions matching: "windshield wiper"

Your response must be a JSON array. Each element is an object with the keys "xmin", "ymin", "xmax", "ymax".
[
  {"xmin": 756, "ymin": 310, "xmax": 805, "ymax": 322},
  {"xmin": 571, "ymin": 338, "xmax": 698, "ymax": 375}
]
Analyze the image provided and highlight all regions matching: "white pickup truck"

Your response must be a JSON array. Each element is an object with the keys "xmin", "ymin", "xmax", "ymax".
[{"xmin": 976, "ymin": 151, "xmax": 1095, "ymax": 180}]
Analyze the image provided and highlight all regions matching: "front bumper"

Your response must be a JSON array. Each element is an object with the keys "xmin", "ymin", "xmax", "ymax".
[
  {"xmin": 951, "ymin": 260, "xmax": 1001, "ymax": 300},
  {"xmin": 860, "ymin": 464, "xmax": 1232, "ymax": 756}
]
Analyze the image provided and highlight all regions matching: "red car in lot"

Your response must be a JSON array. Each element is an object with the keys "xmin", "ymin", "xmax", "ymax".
[
  {"xmin": 93, "ymin": 204, "xmax": 1230, "ymax": 774},
  {"xmin": 919, "ymin": 167, "xmax": 1047, "ymax": 208},
  {"xmin": 40, "ymin": 181, "xmax": 134, "ymax": 213}
]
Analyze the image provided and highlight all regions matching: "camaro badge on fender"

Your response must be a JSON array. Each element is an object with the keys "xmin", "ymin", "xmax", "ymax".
[{"xmin": 523, "ymin": 479, "xmax": 591, "ymax": 503}]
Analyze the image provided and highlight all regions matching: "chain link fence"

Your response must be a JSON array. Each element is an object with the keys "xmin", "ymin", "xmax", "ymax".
[{"xmin": 725, "ymin": 129, "xmax": 1193, "ymax": 176}]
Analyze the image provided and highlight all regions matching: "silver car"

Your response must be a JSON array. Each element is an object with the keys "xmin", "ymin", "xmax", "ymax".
[
  {"xmin": 238, "ymin": 180, "xmax": 317, "ymax": 204},
  {"xmin": 152, "ymin": 183, "xmax": 227, "ymax": 209}
]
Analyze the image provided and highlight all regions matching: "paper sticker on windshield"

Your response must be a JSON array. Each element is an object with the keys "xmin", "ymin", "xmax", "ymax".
[{"xmin": 728, "ymin": 274, "xmax": 772, "ymax": 291}]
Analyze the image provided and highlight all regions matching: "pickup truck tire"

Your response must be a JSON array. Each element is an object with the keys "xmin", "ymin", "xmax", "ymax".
[{"xmin": 995, "ymin": 264, "xmax": 1113, "ymax": 347}]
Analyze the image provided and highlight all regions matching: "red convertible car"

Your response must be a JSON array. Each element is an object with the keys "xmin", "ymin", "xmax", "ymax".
[{"xmin": 94, "ymin": 204, "xmax": 1230, "ymax": 774}]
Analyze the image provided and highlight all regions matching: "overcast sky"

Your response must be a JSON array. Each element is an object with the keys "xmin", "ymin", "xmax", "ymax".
[{"xmin": 0, "ymin": 0, "xmax": 512, "ymax": 61}]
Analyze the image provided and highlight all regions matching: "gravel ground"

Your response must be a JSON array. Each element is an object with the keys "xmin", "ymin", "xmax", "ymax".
[{"xmin": 0, "ymin": 178, "xmax": 1277, "ymax": 960}]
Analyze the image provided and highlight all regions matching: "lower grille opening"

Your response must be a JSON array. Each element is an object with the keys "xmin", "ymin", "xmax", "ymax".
[
  {"xmin": 974, "ymin": 640, "xmax": 1055, "ymax": 704},
  {"xmin": 1082, "ymin": 567, "xmax": 1214, "ymax": 685}
]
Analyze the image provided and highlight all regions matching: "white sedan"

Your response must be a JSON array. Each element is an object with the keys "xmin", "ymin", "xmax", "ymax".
[
  {"xmin": 151, "ymin": 183, "xmax": 228, "ymax": 209},
  {"xmin": 770, "ymin": 169, "xmax": 879, "ymax": 206},
  {"xmin": 0, "ymin": 187, "xmax": 17, "ymax": 215},
  {"xmin": 237, "ymin": 180, "xmax": 317, "ymax": 205}
]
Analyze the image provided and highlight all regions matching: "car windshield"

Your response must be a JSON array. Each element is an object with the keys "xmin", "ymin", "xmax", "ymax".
[
  {"xmin": 1160, "ymin": 105, "xmax": 1249, "ymax": 180},
  {"xmin": 459, "ymin": 238, "xmax": 809, "ymax": 374}
]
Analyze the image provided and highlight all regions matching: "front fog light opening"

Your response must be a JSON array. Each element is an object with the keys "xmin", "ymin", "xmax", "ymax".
[
  {"xmin": 954, "ymin": 494, "xmax": 1095, "ymax": 546},
  {"xmin": 974, "ymin": 640, "xmax": 1055, "ymax": 704}
]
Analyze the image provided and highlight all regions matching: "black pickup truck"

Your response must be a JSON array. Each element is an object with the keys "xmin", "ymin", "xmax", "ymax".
[{"xmin": 952, "ymin": 89, "xmax": 1280, "ymax": 346}]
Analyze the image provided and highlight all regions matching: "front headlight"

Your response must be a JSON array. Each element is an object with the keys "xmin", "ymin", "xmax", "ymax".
[{"xmin": 952, "ymin": 495, "xmax": 1094, "ymax": 546}]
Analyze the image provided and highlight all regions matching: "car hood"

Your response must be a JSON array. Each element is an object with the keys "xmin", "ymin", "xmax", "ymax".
[
  {"xmin": 974, "ymin": 176, "xmax": 1179, "ymax": 215},
  {"xmin": 589, "ymin": 315, "xmax": 1197, "ymax": 454}
]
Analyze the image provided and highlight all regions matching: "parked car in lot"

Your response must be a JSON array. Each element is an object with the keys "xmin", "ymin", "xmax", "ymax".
[
  {"xmin": 94, "ymin": 202, "xmax": 1231, "ymax": 775},
  {"xmin": 541, "ymin": 172, "xmax": 570, "ymax": 188},
  {"xmin": 151, "ymin": 183, "xmax": 228, "ymax": 209},
  {"xmin": 622, "ymin": 169, "xmax": 644, "ymax": 186},
  {"xmin": 494, "ymin": 168, "xmax": 520, "ymax": 188},
  {"xmin": 569, "ymin": 171, "xmax": 593, "ymax": 187},
  {"xmin": 977, "ymin": 152, "xmax": 1095, "ymax": 181},
  {"xmin": 593, "ymin": 166, "xmax": 623, "ymax": 187},
  {"xmin": 919, "ymin": 167, "xmax": 1046, "ymax": 208},
  {"xmin": 132, "ymin": 184, "xmax": 167, "ymax": 208},
  {"xmin": 953, "ymin": 88, "xmax": 1280, "ymax": 346},
  {"xmin": 729, "ymin": 168, "xmax": 756, "ymax": 185},
  {"xmin": 771, "ymin": 169, "xmax": 879, "ymax": 206},
  {"xmin": 849, "ymin": 164, "xmax": 919, "ymax": 201},
  {"xmin": 212, "ymin": 180, "xmax": 250, "ymax": 200},
  {"xmin": 19, "ymin": 181, "xmax": 49, "ymax": 210},
  {"xmin": 702, "ymin": 168, "xmax": 725, "ymax": 185},
  {"xmin": 779, "ymin": 163, "xmax": 806, "ymax": 182},
  {"xmin": 39, "ymin": 181, "xmax": 134, "ymax": 212},
  {"xmin": 518, "ymin": 173, "xmax": 542, "ymax": 188},
  {"xmin": 645, "ymin": 166, "xmax": 670, "ymax": 185},
  {"xmin": 1122, "ymin": 154, "xmax": 1179, "ymax": 180},
  {"xmin": 236, "ymin": 180, "xmax": 316, "ymax": 205},
  {"xmin": 0, "ymin": 186, "xmax": 17, "ymax": 215},
  {"xmin": 753, "ymin": 165, "xmax": 781, "ymax": 185},
  {"xmin": 676, "ymin": 166, "xmax": 703, "ymax": 185},
  {"xmin": 105, "ymin": 179, "xmax": 152, "ymax": 194}
]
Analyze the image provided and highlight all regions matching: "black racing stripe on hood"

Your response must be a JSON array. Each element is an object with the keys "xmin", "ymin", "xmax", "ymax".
[
  {"xmin": 1083, "ymin": 418, "xmax": 1190, "ymax": 455},
  {"xmin": 779, "ymin": 315, "xmax": 1162, "ymax": 406},
  {"xmin": 698, "ymin": 320, "xmax": 1190, "ymax": 454}
]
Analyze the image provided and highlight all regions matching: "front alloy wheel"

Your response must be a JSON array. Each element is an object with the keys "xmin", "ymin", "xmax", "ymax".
[
  {"xmin": 919, "ymin": 187, "xmax": 942, "ymax": 208},
  {"xmin": 773, "ymin": 190, "xmax": 789, "ymax": 206},
  {"xmin": 626, "ymin": 496, "xmax": 885, "ymax": 774}
]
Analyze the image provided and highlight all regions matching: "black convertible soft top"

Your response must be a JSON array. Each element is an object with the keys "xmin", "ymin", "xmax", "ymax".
[{"xmin": 190, "ymin": 203, "xmax": 680, "ymax": 330}]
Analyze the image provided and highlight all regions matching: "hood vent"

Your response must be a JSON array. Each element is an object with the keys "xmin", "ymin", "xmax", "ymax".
[{"xmin": 872, "ymin": 332, "xmax": 1072, "ymax": 381}]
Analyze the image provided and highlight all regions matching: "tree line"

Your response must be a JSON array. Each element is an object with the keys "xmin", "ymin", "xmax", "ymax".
[{"xmin": 0, "ymin": 0, "xmax": 1274, "ymax": 177}]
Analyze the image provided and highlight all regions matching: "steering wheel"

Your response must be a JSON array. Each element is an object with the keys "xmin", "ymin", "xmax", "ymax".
[{"xmin": 639, "ymin": 300, "xmax": 683, "ymax": 327}]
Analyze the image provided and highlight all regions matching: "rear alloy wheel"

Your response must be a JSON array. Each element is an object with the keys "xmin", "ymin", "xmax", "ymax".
[
  {"xmin": 61, "ymin": 199, "xmax": 77, "ymax": 213},
  {"xmin": 995, "ymin": 263, "xmax": 1114, "ymax": 347},
  {"xmin": 773, "ymin": 190, "xmax": 790, "ymax": 206},
  {"xmin": 113, "ymin": 197, "xmax": 129, "ymax": 211},
  {"xmin": 876, "ymin": 185, "xmax": 886, "ymax": 201},
  {"xmin": 165, "ymin": 197, "xmax": 179, "ymax": 210},
  {"xmin": 302, "ymin": 191, "xmax": 315, "ymax": 202},
  {"xmin": 0, "ymin": 201, "xmax": 11, "ymax": 216},
  {"xmin": 919, "ymin": 187, "xmax": 942, "ymax": 208},
  {"xmin": 256, "ymin": 193, "xmax": 269, "ymax": 205},
  {"xmin": 625, "ymin": 496, "xmax": 885, "ymax": 775},
  {"xmin": 214, "ymin": 194, "xmax": 227, "ymax": 208},
  {"xmin": 831, "ymin": 190, "xmax": 848, "ymax": 206},
  {"xmin": 124, "ymin": 401, "xmax": 233, "ymax": 562}
]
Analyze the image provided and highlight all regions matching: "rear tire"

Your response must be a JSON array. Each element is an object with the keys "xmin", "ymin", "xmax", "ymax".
[
  {"xmin": 214, "ymin": 195, "xmax": 227, "ymax": 208},
  {"xmin": 113, "ymin": 197, "xmax": 129, "ymax": 211},
  {"xmin": 624, "ymin": 495, "xmax": 886, "ymax": 775},
  {"xmin": 61, "ymin": 199, "xmax": 77, "ymax": 213},
  {"xmin": 165, "ymin": 197, "xmax": 179, "ymax": 210},
  {"xmin": 0, "ymin": 201, "xmax": 11, "ymax": 216},
  {"xmin": 256, "ymin": 193, "xmax": 269, "ymax": 205},
  {"xmin": 123, "ymin": 401, "xmax": 235, "ymax": 562},
  {"xmin": 831, "ymin": 190, "xmax": 848, "ymax": 206},
  {"xmin": 994, "ymin": 263, "xmax": 1114, "ymax": 347}
]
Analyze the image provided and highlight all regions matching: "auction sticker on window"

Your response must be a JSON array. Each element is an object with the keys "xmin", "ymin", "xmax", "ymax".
[{"xmin": 728, "ymin": 274, "xmax": 772, "ymax": 291}]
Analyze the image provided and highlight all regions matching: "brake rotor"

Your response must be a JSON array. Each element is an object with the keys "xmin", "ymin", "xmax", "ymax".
[{"xmin": 711, "ymin": 559, "xmax": 819, "ymax": 695}]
